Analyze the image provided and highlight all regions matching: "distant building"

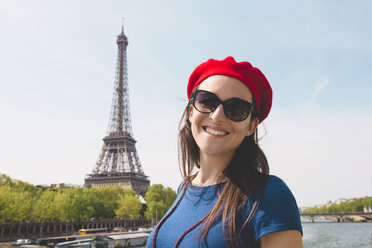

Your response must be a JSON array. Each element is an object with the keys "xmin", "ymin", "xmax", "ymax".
[{"xmin": 35, "ymin": 183, "xmax": 82, "ymax": 189}]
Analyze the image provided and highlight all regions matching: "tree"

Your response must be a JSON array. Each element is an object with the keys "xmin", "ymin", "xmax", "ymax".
[
  {"xmin": 60, "ymin": 188, "xmax": 91, "ymax": 221},
  {"xmin": 84, "ymin": 186, "xmax": 127, "ymax": 219},
  {"xmin": 0, "ymin": 174, "xmax": 13, "ymax": 186},
  {"xmin": 115, "ymin": 194, "xmax": 142, "ymax": 219},
  {"xmin": 1, "ymin": 174, "xmax": 179, "ymax": 222},
  {"xmin": 33, "ymin": 189, "xmax": 59, "ymax": 221},
  {"xmin": 0, "ymin": 173, "xmax": 37, "ymax": 193},
  {"xmin": 83, "ymin": 187, "xmax": 105, "ymax": 219},
  {"xmin": 144, "ymin": 184, "xmax": 177, "ymax": 221},
  {"xmin": 303, "ymin": 197, "xmax": 372, "ymax": 214},
  {"xmin": 0, "ymin": 185, "xmax": 33, "ymax": 223}
]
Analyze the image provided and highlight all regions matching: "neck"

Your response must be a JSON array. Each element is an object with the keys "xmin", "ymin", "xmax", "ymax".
[{"xmin": 192, "ymin": 153, "xmax": 232, "ymax": 186}]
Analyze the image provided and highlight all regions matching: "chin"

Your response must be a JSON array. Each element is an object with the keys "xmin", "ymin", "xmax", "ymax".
[{"xmin": 199, "ymin": 146, "xmax": 234, "ymax": 157}]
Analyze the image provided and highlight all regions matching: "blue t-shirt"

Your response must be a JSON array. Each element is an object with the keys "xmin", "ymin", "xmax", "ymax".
[{"xmin": 146, "ymin": 175, "xmax": 302, "ymax": 248}]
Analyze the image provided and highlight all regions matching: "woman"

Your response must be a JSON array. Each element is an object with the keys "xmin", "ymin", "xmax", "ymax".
[{"xmin": 146, "ymin": 57, "xmax": 303, "ymax": 247}]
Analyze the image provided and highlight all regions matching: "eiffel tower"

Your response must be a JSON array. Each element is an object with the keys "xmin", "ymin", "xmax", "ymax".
[{"xmin": 84, "ymin": 25, "xmax": 150, "ymax": 196}]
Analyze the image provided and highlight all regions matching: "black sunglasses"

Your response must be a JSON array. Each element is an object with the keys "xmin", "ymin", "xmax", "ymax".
[{"xmin": 192, "ymin": 90, "xmax": 253, "ymax": 122}]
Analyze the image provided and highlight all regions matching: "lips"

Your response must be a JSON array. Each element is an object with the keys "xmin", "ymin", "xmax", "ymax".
[{"xmin": 203, "ymin": 126, "xmax": 228, "ymax": 136}]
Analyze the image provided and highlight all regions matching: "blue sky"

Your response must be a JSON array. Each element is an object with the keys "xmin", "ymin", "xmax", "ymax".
[{"xmin": 0, "ymin": 0, "xmax": 371, "ymax": 207}]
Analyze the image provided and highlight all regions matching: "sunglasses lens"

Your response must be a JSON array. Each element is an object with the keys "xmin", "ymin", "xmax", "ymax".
[
  {"xmin": 193, "ymin": 90, "xmax": 253, "ymax": 122},
  {"xmin": 224, "ymin": 99, "xmax": 252, "ymax": 122},
  {"xmin": 194, "ymin": 91, "xmax": 219, "ymax": 113}
]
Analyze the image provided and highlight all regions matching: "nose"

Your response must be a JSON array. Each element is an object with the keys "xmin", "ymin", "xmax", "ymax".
[{"xmin": 209, "ymin": 104, "xmax": 226, "ymax": 122}]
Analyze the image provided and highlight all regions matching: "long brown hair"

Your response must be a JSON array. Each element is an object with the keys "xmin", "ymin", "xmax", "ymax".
[{"xmin": 178, "ymin": 94, "xmax": 269, "ymax": 247}]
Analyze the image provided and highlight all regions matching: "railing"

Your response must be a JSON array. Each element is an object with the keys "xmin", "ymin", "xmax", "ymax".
[{"xmin": 0, "ymin": 218, "xmax": 152, "ymax": 242}]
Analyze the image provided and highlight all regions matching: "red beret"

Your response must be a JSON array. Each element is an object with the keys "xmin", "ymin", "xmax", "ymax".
[{"xmin": 187, "ymin": 56, "xmax": 272, "ymax": 123}]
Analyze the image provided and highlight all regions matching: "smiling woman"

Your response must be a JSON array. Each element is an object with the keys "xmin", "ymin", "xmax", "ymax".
[{"xmin": 146, "ymin": 56, "xmax": 303, "ymax": 248}]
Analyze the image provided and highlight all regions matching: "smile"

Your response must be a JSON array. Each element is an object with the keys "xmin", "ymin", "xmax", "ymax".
[{"xmin": 203, "ymin": 126, "xmax": 228, "ymax": 136}]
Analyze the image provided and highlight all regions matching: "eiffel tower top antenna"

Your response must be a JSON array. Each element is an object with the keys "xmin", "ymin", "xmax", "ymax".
[{"xmin": 122, "ymin": 17, "xmax": 124, "ymax": 33}]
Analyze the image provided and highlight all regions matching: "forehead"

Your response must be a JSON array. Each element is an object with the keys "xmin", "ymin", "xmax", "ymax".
[{"xmin": 197, "ymin": 75, "xmax": 253, "ymax": 102}]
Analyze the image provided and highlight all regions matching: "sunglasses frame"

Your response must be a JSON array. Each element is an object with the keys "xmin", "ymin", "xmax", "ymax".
[{"xmin": 191, "ymin": 90, "xmax": 254, "ymax": 122}]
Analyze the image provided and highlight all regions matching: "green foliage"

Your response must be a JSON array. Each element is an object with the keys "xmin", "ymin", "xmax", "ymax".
[
  {"xmin": 0, "ymin": 173, "xmax": 143, "ymax": 223},
  {"xmin": 0, "ymin": 174, "xmax": 37, "ymax": 193},
  {"xmin": 59, "ymin": 188, "xmax": 91, "ymax": 221},
  {"xmin": 303, "ymin": 197, "xmax": 372, "ymax": 214},
  {"xmin": 144, "ymin": 184, "xmax": 177, "ymax": 221},
  {"xmin": 83, "ymin": 187, "xmax": 118, "ymax": 219},
  {"xmin": 32, "ymin": 189, "xmax": 59, "ymax": 221},
  {"xmin": 0, "ymin": 174, "xmax": 13, "ymax": 186},
  {"xmin": 0, "ymin": 186, "xmax": 34, "ymax": 223},
  {"xmin": 115, "ymin": 193, "xmax": 142, "ymax": 219}
]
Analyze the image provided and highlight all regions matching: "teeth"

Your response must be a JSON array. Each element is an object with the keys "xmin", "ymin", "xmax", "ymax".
[{"xmin": 205, "ymin": 127, "xmax": 226, "ymax": 136}]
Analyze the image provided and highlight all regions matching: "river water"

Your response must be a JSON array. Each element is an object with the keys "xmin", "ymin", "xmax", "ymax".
[
  {"xmin": 0, "ymin": 222, "xmax": 370, "ymax": 248},
  {"xmin": 302, "ymin": 222, "xmax": 372, "ymax": 248}
]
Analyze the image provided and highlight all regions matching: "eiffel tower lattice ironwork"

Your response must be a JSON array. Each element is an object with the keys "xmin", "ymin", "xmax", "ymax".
[{"xmin": 84, "ymin": 26, "xmax": 150, "ymax": 196}]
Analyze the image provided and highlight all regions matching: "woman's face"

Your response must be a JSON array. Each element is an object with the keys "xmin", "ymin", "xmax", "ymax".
[{"xmin": 189, "ymin": 75, "xmax": 259, "ymax": 159}]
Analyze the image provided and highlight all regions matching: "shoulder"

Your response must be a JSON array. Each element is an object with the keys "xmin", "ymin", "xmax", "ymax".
[
  {"xmin": 243, "ymin": 175, "xmax": 297, "ymax": 217},
  {"xmin": 258, "ymin": 175, "xmax": 300, "ymax": 217},
  {"xmin": 261, "ymin": 175, "xmax": 295, "ymax": 204},
  {"xmin": 246, "ymin": 175, "xmax": 303, "ymax": 242}
]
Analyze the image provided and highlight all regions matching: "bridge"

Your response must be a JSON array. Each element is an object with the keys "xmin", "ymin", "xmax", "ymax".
[{"xmin": 300, "ymin": 212, "xmax": 372, "ymax": 223}]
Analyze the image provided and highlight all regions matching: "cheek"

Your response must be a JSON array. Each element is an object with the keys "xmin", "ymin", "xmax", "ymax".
[
  {"xmin": 244, "ymin": 126, "xmax": 251, "ymax": 137},
  {"xmin": 235, "ymin": 122, "xmax": 250, "ymax": 135},
  {"xmin": 190, "ymin": 116, "xmax": 201, "ymax": 140},
  {"xmin": 189, "ymin": 112, "xmax": 198, "ymax": 138},
  {"xmin": 189, "ymin": 107, "xmax": 203, "ymax": 128}
]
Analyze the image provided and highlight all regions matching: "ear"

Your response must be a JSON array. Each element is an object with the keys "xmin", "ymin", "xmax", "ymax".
[{"xmin": 246, "ymin": 117, "xmax": 259, "ymax": 136}]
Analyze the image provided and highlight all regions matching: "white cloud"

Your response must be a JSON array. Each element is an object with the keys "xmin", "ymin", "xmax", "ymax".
[{"xmin": 306, "ymin": 78, "xmax": 331, "ymax": 108}]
